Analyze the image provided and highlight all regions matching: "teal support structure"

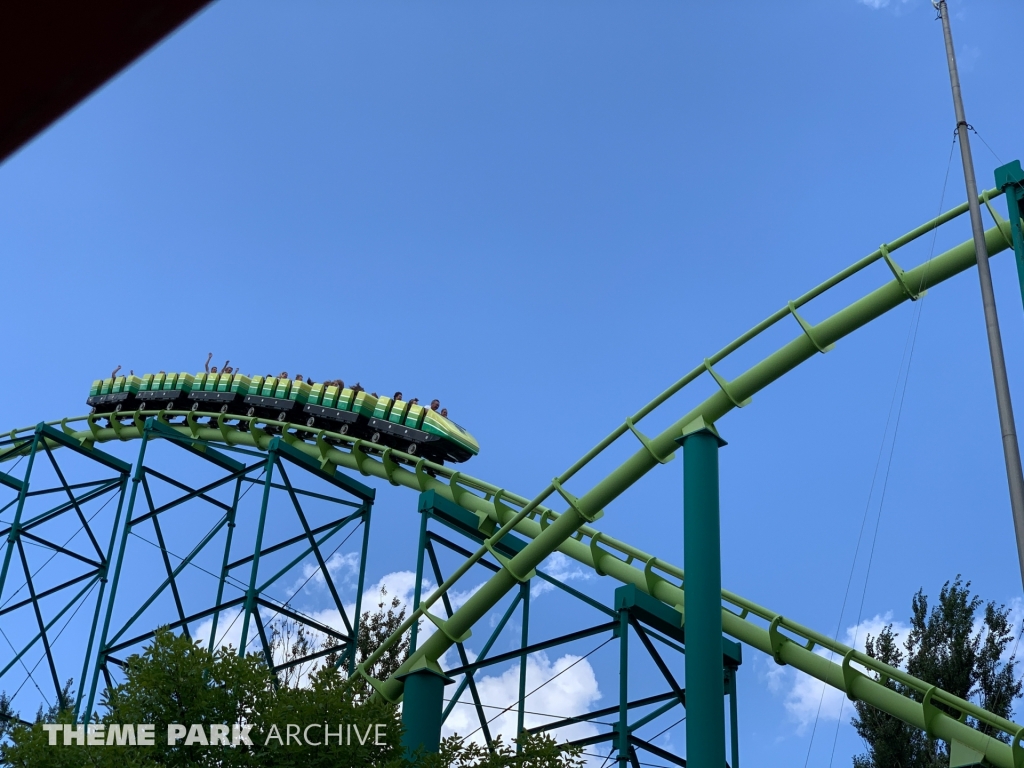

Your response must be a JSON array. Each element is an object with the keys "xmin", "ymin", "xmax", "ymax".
[
  {"xmin": 86, "ymin": 419, "xmax": 374, "ymax": 717},
  {"xmin": 418, "ymin": 488, "xmax": 741, "ymax": 765},
  {"xmin": 517, "ymin": 580, "xmax": 529, "ymax": 752},
  {"xmin": 677, "ymin": 422, "xmax": 727, "ymax": 768},
  {"xmin": 410, "ymin": 509, "xmax": 429, "ymax": 654},
  {"xmin": 726, "ymin": 666, "xmax": 740, "ymax": 768},
  {"xmin": 0, "ymin": 425, "xmax": 131, "ymax": 721},
  {"xmin": 399, "ymin": 666, "xmax": 451, "ymax": 759},
  {"xmin": 995, "ymin": 160, "xmax": 1024, "ymax": 312},
  {"xmin": 616, "ymin": 606, "xmax": 630, "ymax": 765}
]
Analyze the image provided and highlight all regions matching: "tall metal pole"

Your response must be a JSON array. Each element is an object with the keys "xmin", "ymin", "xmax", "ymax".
[{"xmin": 936, "ymin": 0, "xmax": 1024, "ymax": 592}]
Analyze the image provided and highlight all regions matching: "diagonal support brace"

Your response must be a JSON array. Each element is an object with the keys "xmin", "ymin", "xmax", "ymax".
[
  {"xmin": 787, "ymin": 302, "xmax": 835, "ymax": 353},
  {"xmin": 625, "ymin": 417, "xmax": 675, "ymax": 464},
  {"xmin": 703, "ymin": 359, "xmax": 751, "ymax": 408},
  {"xmin": 483, "ymin": 539, "xmax": 536, "ymax": 583},
  {"xmin": 982, "ymin": 188, "xmax": 1015, "ymax": 251},
  {"xmin": 423, "ymin": 610, "xmax": 472, "ymax": 644},
  {"xmin": 880, "ymin": 243, "xmax": 925, "ymax": 301},
  {"xmin": 551, "ymin": 477, "xmax": 603, "ymax": 524}
]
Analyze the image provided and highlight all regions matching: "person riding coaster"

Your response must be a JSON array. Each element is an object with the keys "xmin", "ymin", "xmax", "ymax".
[{"xmin": 86, "ymin": 370, "xmax": 479, "ymax": 464}]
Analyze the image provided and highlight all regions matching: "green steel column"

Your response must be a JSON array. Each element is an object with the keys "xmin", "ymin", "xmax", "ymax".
[
  {"xmin": 348, "ymin": 502, "xmax": 372, "ymax": 674},
  {"xmin": 398, "ymin": 667, "xmax": 451, "ymax": 759},
  {"xmin": 0, "ymin": 430, "xmax": 41, "ymax": 599},
  {"xmin": 86, "ymin": 428, "xmax": 152, "ymax": 717},
  {"xmin": 208, "ymin": 478, "xmax": 242, "ymax": 654},
  {"xmin": 409, "ymin": 509, "xmax": 429, "ymax": 654},
  {"xmin": 239, "ymin": 451, "xmax": 275, "ymax": 654},
  {"xmin": 616, "ymin": 606, "xmax": 630, "ymax": 765},
  {"xmin": 677, "ymin": 422, "xmax": 727, "ymax": 768},
  {"xmin": 517, "ymin": 580, "xmax": 530, "ymax": 752},
  {"xmin": 995, "ymin": 160, "xmax": 1024, "ymax": 313},
  {"xmin": 727, "ymin": 667, "xmax": 739, "ymax": 768},
  {"xmin": 75, "ymin": 472, "xmax": 129, "ymax": 718}
]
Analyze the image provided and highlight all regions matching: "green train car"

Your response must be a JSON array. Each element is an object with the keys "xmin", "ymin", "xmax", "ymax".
[{"xmin": 86, "ymin": 372, "xmax": 479, "ymax": 464}]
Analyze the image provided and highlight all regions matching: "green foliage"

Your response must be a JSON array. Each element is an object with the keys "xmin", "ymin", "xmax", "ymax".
[
  {"xmin": 267, "ymin": 619, "xmax": 329, "ymax": 690},
  {"xmin": 0, "ymin": 630, "xmax": 403, "ymax": 768},
  {"xmin": 0, "ymin": 592, "xmax": 582, "ymax": 768},
  {"xmin": 339, "ymin": 587, "xmax": 410, "ymax": 702},
  {"xmin": 852, "ymin": 576, "xmax": 1024, "ymax": 768},
  {"xmin": 400, "ymin": 733, "xmax": 585, "ymax": 768},
  {"xmin": 434, "ymin": 733, "xmax": 584, "ymax": 768},
  {"xmin": 0, "ymin": 691, "xmax": 16, "ymax": 744}
]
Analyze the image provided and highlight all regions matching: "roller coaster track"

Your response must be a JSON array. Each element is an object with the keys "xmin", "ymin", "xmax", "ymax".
[{"xmin": 4, "ymin": 191, "xmax": 1023, "ymax": 764}]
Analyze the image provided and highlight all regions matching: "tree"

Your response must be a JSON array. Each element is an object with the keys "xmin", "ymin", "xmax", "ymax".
[
  {"xmin": 267, "ymin": 618, "xmax": 330, "ymax": 690},
  {"xmin": 0, "ymin": 692, "xmax": 16, "ymax": 745},
  {"xmin": 852, "ymin": 576, "xmax": 1024, "ymax": 768},
  {"xmin": 338, "ymin": 586, "xmax": 410, "ymax": 702},
  {"xmin": 1, "ymin": 629, "xmax": 404, "ymax": 768},
  {"xmin": 0, "ymin": 593, "xmax": 582, "ymax": 768}
]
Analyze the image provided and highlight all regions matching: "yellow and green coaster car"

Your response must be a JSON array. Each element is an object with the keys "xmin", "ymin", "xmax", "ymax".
[
  {"xmin": 89, "ymin": 373, "xmax": 195, "ymax": 412},
  {"xmin": 87, "ymin": 372, "xmax": 480, "ymax": 464}
]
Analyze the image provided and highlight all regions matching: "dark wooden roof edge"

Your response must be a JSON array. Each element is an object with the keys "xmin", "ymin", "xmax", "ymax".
[{"xmin": 0, "ymin": 0, "xmax": 216, "ymax": 165}]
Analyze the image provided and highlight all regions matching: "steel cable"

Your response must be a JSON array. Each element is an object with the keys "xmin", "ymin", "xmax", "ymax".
[
  {"xmin": 463, "ymin": 636, "xmax": 615, "ymax": 740},
  {"xmin": 818, "ymin": 137, "xmax": 957, "ymax": 768}
]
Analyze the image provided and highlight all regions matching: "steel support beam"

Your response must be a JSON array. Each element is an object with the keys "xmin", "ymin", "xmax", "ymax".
[
  {"xmin": 678, "ymin": 423, "xmax": 727, "ymax": 768},
  {"xmin": 420, "ymin": 492, "xmax": 739, "ymax": 766},
  {"xmin": 995, "ymin": 160, "xmax": 1024, "ymax": 312},
  {"xmin": 399, "ymin": 666, "xmax": 451, "ymax": 759},
  {"xmin": 86, "ymin": 419, "xmax": 373, "ymax": 716},
  {"xmin": 0, "ymin": 425, "xmax": 129, "ymax": 720}
]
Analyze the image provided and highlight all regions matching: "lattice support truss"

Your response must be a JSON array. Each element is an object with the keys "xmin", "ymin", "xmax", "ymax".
[
  {"xmin": 0, "ymin": 424, "xmax": 130, "ymax": 721},
  {"xmin": 83, "ymin": 418, "xmax": 374, "ymax": 716},
  {"xmin": 414, "ymin": 492, "xmax": 741, "ymax": 767}
]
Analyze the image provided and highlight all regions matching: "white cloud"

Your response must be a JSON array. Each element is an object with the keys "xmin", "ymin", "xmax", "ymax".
[
  {"xmin": 761, "ymin": 655, "xmax": 788, "ymax": 696},
  {"xmin": 842, "ymin": 612, "xmax": 909, "ymax": 657},
  {"xmin": 290, "ymin": 551, "xmax": 361, "ymax": 595},
  {"xmin": 969, "ymin": 596, "xmax": 1024, "ymax": 666},
  {"xmin": 532, "ymin": 552, "xmax": 592, "ymax": 599},
  {"xmin": 194, "ymin": 609, "xmax": 246, "ymax": 654},
  {"xmin": 959, "ymin": 44, "xmax": 981, "ymax": 73},
  {"xmin": 193, "ymin": 570, "xmax": 610, "ymax": 761},
  {"xmin": 442, "ymin": 651, "xmax": 602, "ymax": 752},
  {"xmin": 192, "ymin": 570, "xmax": 495, "ymax": 683},
  {"xmin": 857, "ymin": 0, "xmax": 913, "ymax": 10},
  {"xmin": 193, "ymin": 570, "xmax": 438, "ymax": 662},
  {"xmin": 782, "ymin": 661, "xmax": 849, "ymax": 733},
  {"xmin": 361, "ymin": 570, "xmax": 430, "ymax": 614},
  {"xmin": 766, "ymin": 612, "xmax": 911, "ymax": 734},
  {"xmin": 771, "ymin": 595, "xmax": 1024, "ymax": 734}
]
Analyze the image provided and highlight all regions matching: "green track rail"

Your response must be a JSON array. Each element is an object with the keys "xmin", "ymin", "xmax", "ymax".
[{"xmin": 4, "ymin": 191, "xmax": 1023, "ymax": 765}]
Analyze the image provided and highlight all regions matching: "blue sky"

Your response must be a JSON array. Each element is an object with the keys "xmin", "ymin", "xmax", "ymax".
[{"xmin": 2, "ymin": 0, "xmax": 1024, "ymax": 764}]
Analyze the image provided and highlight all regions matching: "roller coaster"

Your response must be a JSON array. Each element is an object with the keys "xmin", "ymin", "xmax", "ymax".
[
  {"xmin": 4, "ymin": 164, "xmax": 1024, "ymax": 766},
  {"xmin": 87, "ymin": 373, "xmax": 480, "ymax": 464}
]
